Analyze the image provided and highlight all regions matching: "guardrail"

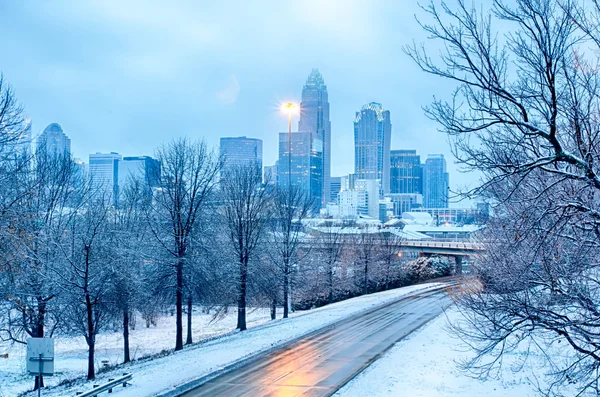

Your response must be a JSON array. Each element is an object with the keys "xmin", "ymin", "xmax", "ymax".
[{"xmin": 75, "ymin": 373, "xmax": 132, "ymax": 396}]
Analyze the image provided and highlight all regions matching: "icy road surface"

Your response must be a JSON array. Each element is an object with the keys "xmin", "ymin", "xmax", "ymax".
[{"xmin": 179, "ymin": 286, "xmax": 451, "ymax": 397}]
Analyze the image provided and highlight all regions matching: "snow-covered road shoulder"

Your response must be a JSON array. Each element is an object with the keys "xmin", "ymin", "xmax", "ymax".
[
  {"xmin": 19, "ymin": 283, "xmax": 442, "ymax": 397},
  {"xmin": 334, "ymin": 307, "xmax": 545, "ymax": 397}
]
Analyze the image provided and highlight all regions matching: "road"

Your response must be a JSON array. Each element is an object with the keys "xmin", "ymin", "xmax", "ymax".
[{"xmin": 180, "ymin": 285, "xmax": 451, "ymax": 397}]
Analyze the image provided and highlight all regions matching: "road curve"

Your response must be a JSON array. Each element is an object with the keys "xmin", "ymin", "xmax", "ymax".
[{"xmin": 180, "ymin": 286, "xmax": 451, "ymax": 397}]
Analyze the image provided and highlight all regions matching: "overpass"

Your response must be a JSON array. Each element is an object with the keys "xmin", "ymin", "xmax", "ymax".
[
  {"xmin": 397, "ymin": 240, "xmax": 484, "ymax": 274},
  {"xmin": 398, "ymin": 240, "xmax": 484, "ymax": 256}
]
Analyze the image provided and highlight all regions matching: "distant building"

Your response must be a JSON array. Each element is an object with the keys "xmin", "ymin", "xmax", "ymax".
[
  {"xmin": 299, "ymin": 69, "xmax": 331, "ymax": 208},
  {"xmin": 413, "ymin": 205, "xmax": 489, "ymax": 225},
  {"xmin": 278, "ymin": 131, "xmax": 322, "ymax": 207},
  {"xmin": 73, "ymin": 157, "xmax": 87, "ymax": 185},
  {"xmin": 89, "ymin": 152, "xmax": 122, "ymax": 206},
  {"xmin": 423, "ymin": 154, "xmax": 449, "ymax": 208},
  {"xmin": 329, "ymin": 176, "xmax": 342, "ymax": 203},
  {"xmin": 390, "ymin": 150, "xmax": 422, "ymax": 194},
  {"xmin": 355, "ymin": 179, "xmax": 380, "ymax": 219},
  {"xmin": 118, "ymin": 156, "xmax": 160, "ymax": 189},
  {"xmin": 341, "ymin": 173, "xmax": 356, "ymax": 191},
  {"xmin": 219, "ymin": 136, "xmax": 263, "ymax": 176},
  {"xmin": 264, "ymin": 164, "xmax": 277, "ymax": 185},
  {"xmin": 338, "ymin": 190, "xmax": 362, "ymax": 219},
  {"xmin": 386, "ymin": 193, "xmax": 424, "ymax": 216},
  {"xmin": 37, "ymin": 123, "xmax": 71, "ymax": 157},
  {"xmin": 354, "ymin": 102, "xmax": 391, "ymax": 195}
]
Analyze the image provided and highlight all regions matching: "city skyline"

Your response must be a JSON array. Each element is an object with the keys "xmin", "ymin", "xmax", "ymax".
[{"xmin": 0, "ymin": 1, "xmax": 473, "ymax": 198}]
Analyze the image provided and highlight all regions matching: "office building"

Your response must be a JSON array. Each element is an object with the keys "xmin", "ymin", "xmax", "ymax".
[
  {"xmin": 264, "ymin": 164, "xmax": 277, "ymax": 185},
  {"xmin": 219, "ymin": 136, "xmax": 263, "ymax": 176},
  {"xmin": 298, "ymin": 69, "xmax": 331, "ymax": 207},
  {"xmin": 89, "ymin": 152, "xmax": 122, "ymax": 206},
  {"xmin": 37, "ymin": 123, "xmax": 71, "ymax": 157},
  {"xmin": 354, "ymin": 102, "xmax": 391, "ymax": 195},
  {"xmin": 278, "ymin": 131, "xmax": 323, "ymax": 207},
  {"xmin": 423, "ymin": 154, "xmax": 449, "ymax": 208},
  {"xmin": 118, "ymin": 156, "xmax": 160, "ymax": 189},
  {"xmin": 387, "ymin": 193, "xmax": 424, "ymax": 216},
  {"xmin": 329, "ymin": 176, "xmax": 341, "ymax": 203},
  {"xmin": 390, "ymin": 150, "xmax": 422, "ymax": 194}
]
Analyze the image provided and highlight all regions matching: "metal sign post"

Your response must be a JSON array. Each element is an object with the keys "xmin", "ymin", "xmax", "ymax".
[{"xmin": 26, "ymin": 338, "xmax": 54, "ymax": 397}]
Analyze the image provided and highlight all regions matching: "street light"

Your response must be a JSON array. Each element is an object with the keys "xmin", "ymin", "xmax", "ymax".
[{"xmin": 280, "ymin": 102, "xmax": 299, "ymax": 190}]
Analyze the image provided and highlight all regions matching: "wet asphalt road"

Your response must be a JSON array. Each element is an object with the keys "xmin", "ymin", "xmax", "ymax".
[{"xmin": 180, "ymin": 285, "xmax": 451, "ymax": 397}]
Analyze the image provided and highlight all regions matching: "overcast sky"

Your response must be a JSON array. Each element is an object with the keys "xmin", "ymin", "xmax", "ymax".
[{"xmin": 0, "ymin": 0, "xmax": 476, "ymax": 197}]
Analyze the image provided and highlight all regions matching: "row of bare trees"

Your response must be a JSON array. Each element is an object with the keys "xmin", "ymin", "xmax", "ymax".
[{"xmin": 408, "ymin": 0, "xmax": 600, "ymax": 394}]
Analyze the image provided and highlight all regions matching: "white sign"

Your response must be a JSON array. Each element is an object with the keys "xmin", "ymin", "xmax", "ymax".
[{"xmin": 26, "ymin": 338, "xmax": 54, "ymax": 376}]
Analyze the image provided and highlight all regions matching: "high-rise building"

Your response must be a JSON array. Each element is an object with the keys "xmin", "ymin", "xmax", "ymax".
[
  {"xmin": 118, "ymin": 156, "xmax": 160, "ymax": 189},
  {"xmin": 264, "ymin": 164, "xmax": 277, "ymax": 185},
  {"xmin": 278, "ymin": 131, "xmax": 322, "ymax": 207},
  {"xmin": 89, "ymin": 152, "xmax": 122, "ymax": 206},
  {"xmin": 390, "ymin": 150, "xmax": 422, "ymax": 194},
  {"xmin": 329, "ymin": 176, "xmax": 342, "ymax": 203},
  {"xmin": 355, "ymin": 179, "xmax": 380, "ymax": 219},
  {"xmin": 298, "ymin": 69, "xmax": 331, "ymax": 208},
  {"xmin": 219, "ymin": 136, "xmax": 263, "ymax": 176},
  {"xmin": 37, "ymin": 123, "xmax": 71, "ymax": 157},
  {"xmin": 354, "ymin": 102, "xmax": 391, "ymax": 195},
  {"xmin": 423, "ymin": 154, "xmax": 449, "ymax": 208}
]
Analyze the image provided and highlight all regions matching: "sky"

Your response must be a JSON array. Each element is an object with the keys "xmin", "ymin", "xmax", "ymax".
[{"xmin": 0, "ymin": 0, "xmax": 476, "ymax": 199}]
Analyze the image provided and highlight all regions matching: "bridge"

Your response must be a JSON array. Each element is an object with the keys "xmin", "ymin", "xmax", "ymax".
[
  {"xmin": 397, "ymin": 240, "xmax": 484, "ymax": 274},
  {"xmin": 398, "ymin": 240, "xmax": 483, "ymax": 256}
]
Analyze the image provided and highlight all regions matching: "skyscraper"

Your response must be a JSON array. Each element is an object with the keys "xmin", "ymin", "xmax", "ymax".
[
  {"xmin": 390, "ymin": 150, "xmax": 422, "ymax": 194},
  {"xmin": 278, "ymin": 131, "xmax": 322, "ymax": 207},
  {"xmin": 219, "ymin": 136, "xmax": 263, "ymax": 176},
  {"xmin": 298, "ymin": 69, "xmax": 331, "ymax": 207},
  {"xmin": 37, "ymin": 123, "xmax": 71, "ymax": 157},
  {"xmin": 89, "ymin": 152, "xmax": 122, "ymax": 206},
  {"xmin": 118, "ymin": 156, "xmax": 160, "ymax": 189},
  {"xmin": 423, "ymin": 154, "xmax": 449, "ymax": 208},
  {"xmin": 354, "ymin": 102, "xmax": 391, "ymax": 195}
]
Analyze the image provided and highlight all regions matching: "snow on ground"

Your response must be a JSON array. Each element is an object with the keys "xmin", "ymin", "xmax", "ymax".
[
  {"xmin": 1, "ymin": 283, "xmax": 439, "ymax": 397},
  {"xmin": 335, "ymin": 308, "xmax": 549, "ymax": 397}
]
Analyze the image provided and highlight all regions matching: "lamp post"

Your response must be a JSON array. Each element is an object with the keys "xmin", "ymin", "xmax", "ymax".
[
  {"xmin": 280, "ymin": 102, "xmax": 298, "ymax": 317},
  {"xmin": 281, "ymin": 102, "xmax": 298, "ymax": 190}
]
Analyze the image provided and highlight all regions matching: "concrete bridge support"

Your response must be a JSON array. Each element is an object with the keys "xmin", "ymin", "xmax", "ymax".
[{"xmin": 454, "ymin": 255, "xmax": 463, "ymax": 275}]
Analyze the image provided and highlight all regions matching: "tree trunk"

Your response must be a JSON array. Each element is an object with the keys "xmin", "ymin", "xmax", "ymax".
[
  {"xmin": 175, "ymin": 257, "xmax": 184, "ymax": 351},
  {"xmin": 283, "ymin": 268, "xmax": 289, "ymax": 319},
  {"xmin": 270, "ymin": 298, "xmax": 277, "ymax": 320},
  {"xmin": 328, "ymin": 265, "xmax": 334, "ymax": 304},
  {"xmin": 186, "ymin": 296, "xmax": 193, "ymax": 345},
  {"xmin": 237, "ymin": 257, "xmax": 247, "ymax": 331},
  {"xmin": 123, "ymin": 307, "xmax": 130, "ymax": 363},
  {"xmin": 363, "ymin": 261, "xmax": 369, "ymax": 295},
  {"xmin": 86, "ymin": 295, "xmax": 95, "ymax": 380}
]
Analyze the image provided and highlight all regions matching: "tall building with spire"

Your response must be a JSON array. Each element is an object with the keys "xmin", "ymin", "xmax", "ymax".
[
  {"xmin": 298, "ymin": 69, "xmax": 331, "ymax": 207},
  {"xmin": 354, "ymin": 102, "xmax": 392, "ymax": 195}
]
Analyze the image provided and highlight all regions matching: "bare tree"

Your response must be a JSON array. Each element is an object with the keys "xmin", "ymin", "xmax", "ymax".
[
  {"xmin": 353, "ymin": 226, "xmax": 380, "ymax": 295},
  {"xmin": 147, "ymin": 138, "xmax": 220, "ymax": 351},
  {"xmin": 59, "ymin": 195, "xmax": 111, "ymax": 381},
  {"xmin": 407, "ymin": 0, "xmax": 600, "ymax": 394},
  {"xmin": 107, "ymin": 177, "xmax": 151, "ymax": 363},
  {"xmin": 220, "ymin": 164, "xmax": 271, "ymax": 331},
  {"xmin": 0, "ymin": 148, "xmax": 80, "ymax": 390},
  {"xmin": 314, "ymin": 222, "xmax": 346, "ymax": 304},
  {"xmin": 268, "ymin": 184, "xmax": 313, "ymax": 318}
]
